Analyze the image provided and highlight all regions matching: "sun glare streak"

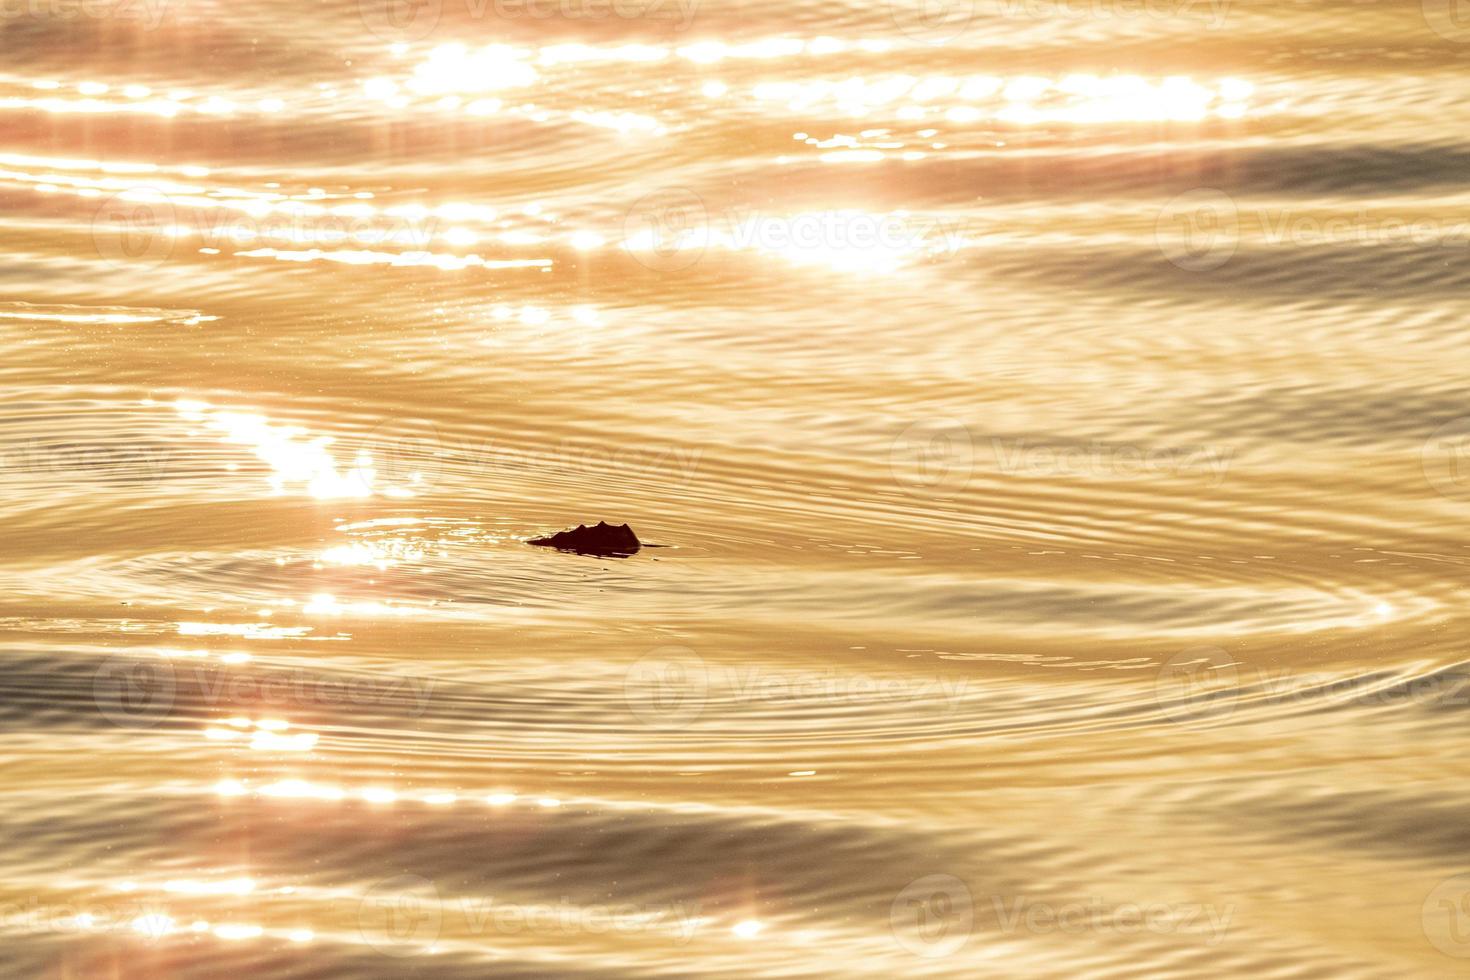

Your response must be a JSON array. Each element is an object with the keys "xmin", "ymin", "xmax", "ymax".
[
  {"xmin": 0, "ymin": 303, "xmax": 214, "ymax": 325},
  {"xmin": 163, "ymin": 878, "xmax": 256, "ymax": 896},
  {"xmin": 259, "ymin": 779, "xmax": 346, "ymax": 801},
  {"xmin": 750, "ymin": 73, "xmax": 1258, "ymax": 127},
  {"xmin": 1, "ymin": 151, "xmax": 575, "ymax": 277},
  {"xmin": 302, "ymin": 593, "xmax": 425, "ymax": 617},
  {"xmin": 318, "ymin": 540, "xmax": 424, "ymax": 569},
  {"xmin": 205, "ymin": 721, "xmax": 320, "ymax": 752},
  {"xmin": 215, "ymin": 780, "xmax": 580, "ymax": 813},
  {"xmin": 174, "ymin": 399, "xmax": 388, "ymax": 499},
  {"xmin": 3, "ymin": 135, "xmax": 1004, "ymax": 278},
  {"xmin": 233, "ymin": 247, "xmax": 553, "ymax": 271},
  {"xmin": 177, "ymin": 621, "xmax": 311, "ymax": 640}
]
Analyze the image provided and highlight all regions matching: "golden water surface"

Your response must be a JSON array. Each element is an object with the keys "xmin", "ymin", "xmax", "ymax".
[{"xmin": 4, "ymin": 0, "xmax": 1470, "ymax": 976}]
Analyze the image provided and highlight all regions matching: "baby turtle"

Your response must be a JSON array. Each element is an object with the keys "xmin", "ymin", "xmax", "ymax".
[{"xmin": 528, "ymin": 521, "xmax": 641, "ymax": 557}]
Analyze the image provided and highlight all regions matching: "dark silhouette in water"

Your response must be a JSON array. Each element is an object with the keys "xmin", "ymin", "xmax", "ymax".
[{"xmin": 528, "ymin": 522, "xmax": 641, "ymax": 557}]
